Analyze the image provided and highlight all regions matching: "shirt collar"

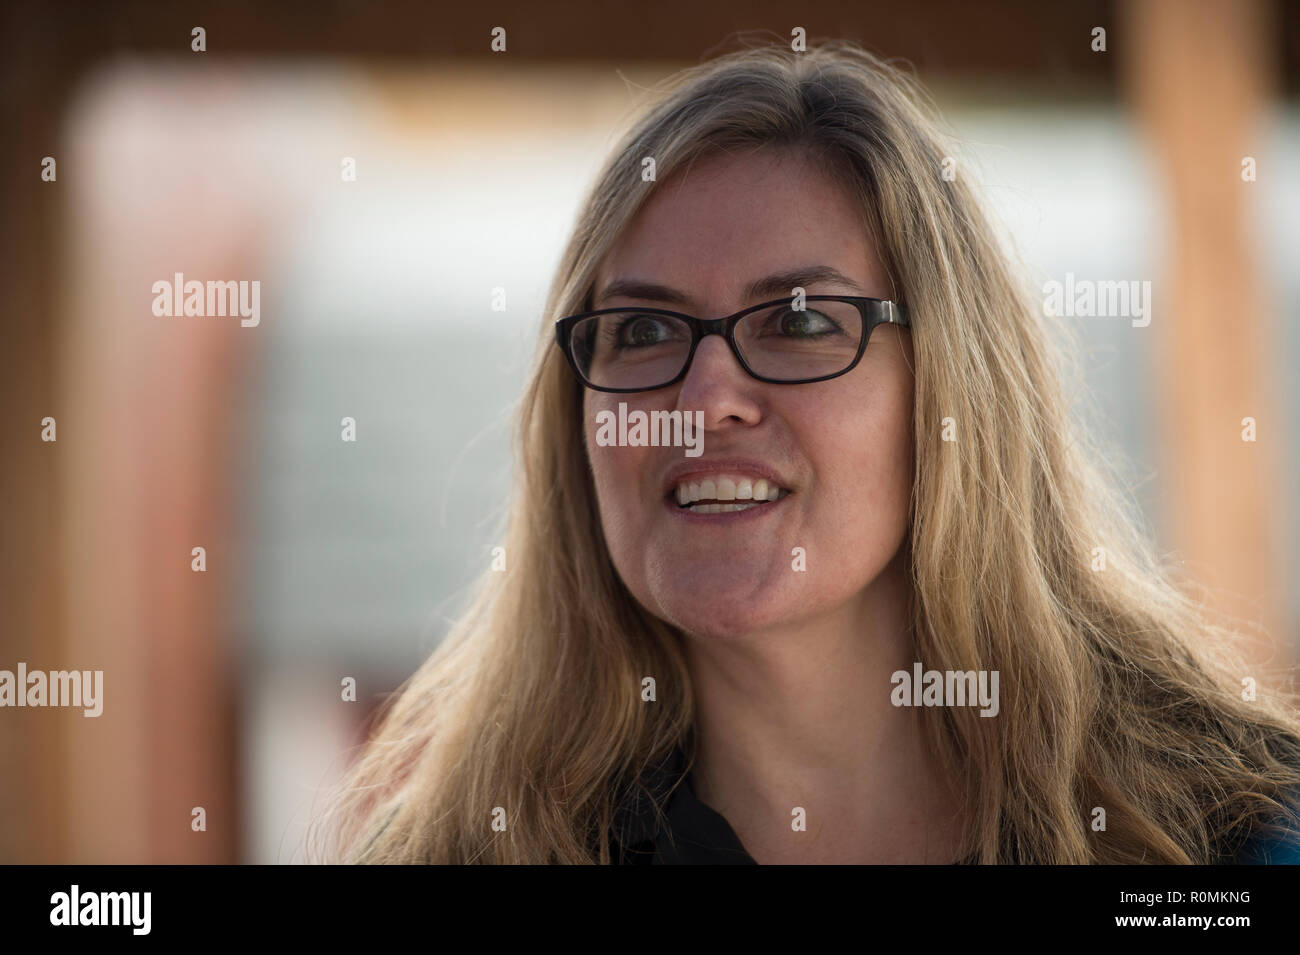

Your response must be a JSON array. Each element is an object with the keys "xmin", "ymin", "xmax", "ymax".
[{"xmin": 611, "ymin": 744, "xmax": 757, "ymax": 864}]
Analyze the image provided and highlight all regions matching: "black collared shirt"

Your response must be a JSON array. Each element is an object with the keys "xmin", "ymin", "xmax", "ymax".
[{"xmin": 609, "ymin": 745, "xmax": 757, "ymax": 864}]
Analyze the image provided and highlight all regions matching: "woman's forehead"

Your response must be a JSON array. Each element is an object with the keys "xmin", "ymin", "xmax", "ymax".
[{"xmin": 594, "ymin": 154, "xmax": 887, "ymax": 308}]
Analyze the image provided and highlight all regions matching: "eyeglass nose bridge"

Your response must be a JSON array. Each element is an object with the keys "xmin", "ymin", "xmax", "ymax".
[
  {"xmin": 677, "ymin": 315, "xmax": 746, "ymax": 382},
  {"xmin": 694, "ymin": 315, "xmax": 733, "ymax": 338}
]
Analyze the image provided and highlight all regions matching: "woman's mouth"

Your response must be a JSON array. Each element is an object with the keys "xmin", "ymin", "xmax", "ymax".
[{"xmin": 668, "ymin": 474, "xmax": 792, "ymax": 514}]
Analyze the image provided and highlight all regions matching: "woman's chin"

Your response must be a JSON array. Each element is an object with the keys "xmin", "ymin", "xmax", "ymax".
[
  {"xmin": 637, "ymin": 551, "xmax": 803, "ymax": 638},
  {"xmin": 651, "ymin": 590, "xmax": 792, "ymax": 641}
]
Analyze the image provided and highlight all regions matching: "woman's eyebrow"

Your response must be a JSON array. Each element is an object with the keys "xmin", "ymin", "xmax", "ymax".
[{"xmin": 593, "ymin": 265, "xmax": 866, "ymax": 309}]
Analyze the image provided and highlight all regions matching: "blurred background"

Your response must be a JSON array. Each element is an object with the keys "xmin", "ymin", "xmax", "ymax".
[{"xmin": 2, "ymin": 0, "xmax": 1298, "ymax": 863}]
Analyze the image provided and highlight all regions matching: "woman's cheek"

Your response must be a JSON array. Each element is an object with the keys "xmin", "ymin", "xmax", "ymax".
[{"xmin": 589, "ymin": 445, "xmax": 648, "ymax": 569}]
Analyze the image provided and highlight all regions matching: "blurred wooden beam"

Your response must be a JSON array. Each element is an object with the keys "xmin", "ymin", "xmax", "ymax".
[
  {"xmin": 7, "ymin": 0, "xmax": 1124, "ymax": 85},
  {"xmin": 1123, "ymin": 0, "xmax": 1294, "ymax": 664},
  {"xmin": 0, "ymin": 0, "xmax": 71, "ymax": 866}
]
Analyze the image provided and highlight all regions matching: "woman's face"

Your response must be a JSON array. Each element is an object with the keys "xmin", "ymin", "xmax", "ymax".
[{"xmin": 584, "ymin": 147, "xmax": 915, "ymax": 639}]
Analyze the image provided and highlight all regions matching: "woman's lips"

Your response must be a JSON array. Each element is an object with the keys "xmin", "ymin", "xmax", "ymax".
[{"xmin": 662, "ymin": 488, "xmax": 791, "ymax": 522}]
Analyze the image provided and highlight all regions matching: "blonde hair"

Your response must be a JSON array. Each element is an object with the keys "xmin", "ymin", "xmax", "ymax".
[{"xmin": 310, "ymin": 38, "xmax": 1300, "ymax": 864}]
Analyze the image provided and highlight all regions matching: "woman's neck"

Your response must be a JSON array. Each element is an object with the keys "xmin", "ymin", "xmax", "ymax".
[{"xmin": 681, "ymin": 548, "xmax": 966, "ymax": 864}]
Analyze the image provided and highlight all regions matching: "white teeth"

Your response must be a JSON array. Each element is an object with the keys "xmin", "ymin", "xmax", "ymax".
[{"xmin": 669, "ymin": 473, "xmax": 791, "ymax": 510}]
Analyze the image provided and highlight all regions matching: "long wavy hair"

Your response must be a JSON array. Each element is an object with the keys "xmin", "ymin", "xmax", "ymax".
[{"xmin": 310, "ymin": 38, "xmax": 1300, "ymax": 864}]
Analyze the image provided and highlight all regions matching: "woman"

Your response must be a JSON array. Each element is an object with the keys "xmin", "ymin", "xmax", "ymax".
[{"xmin": 313, "ymin": 39, "xmax": 1300, "ymax": 864}]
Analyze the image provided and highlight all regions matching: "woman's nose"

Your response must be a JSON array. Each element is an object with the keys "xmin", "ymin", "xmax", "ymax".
[{"xmin": 674, "ymin": 334, "xmax": 763, "ymax": 426}]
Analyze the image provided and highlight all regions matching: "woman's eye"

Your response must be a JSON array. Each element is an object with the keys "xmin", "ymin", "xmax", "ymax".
[
  {"xmin": 773, "ymin": 309, "xmax": 839, "ymax": 337},
  {"xmin": 615, "ymin": 315, "xmax": 672, "ymax": 347}
]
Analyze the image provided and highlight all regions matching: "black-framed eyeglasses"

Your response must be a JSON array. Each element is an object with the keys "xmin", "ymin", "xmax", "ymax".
[{"xmin": 553, "ymin": 295, "xmax": 909, "ymax": 393}]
